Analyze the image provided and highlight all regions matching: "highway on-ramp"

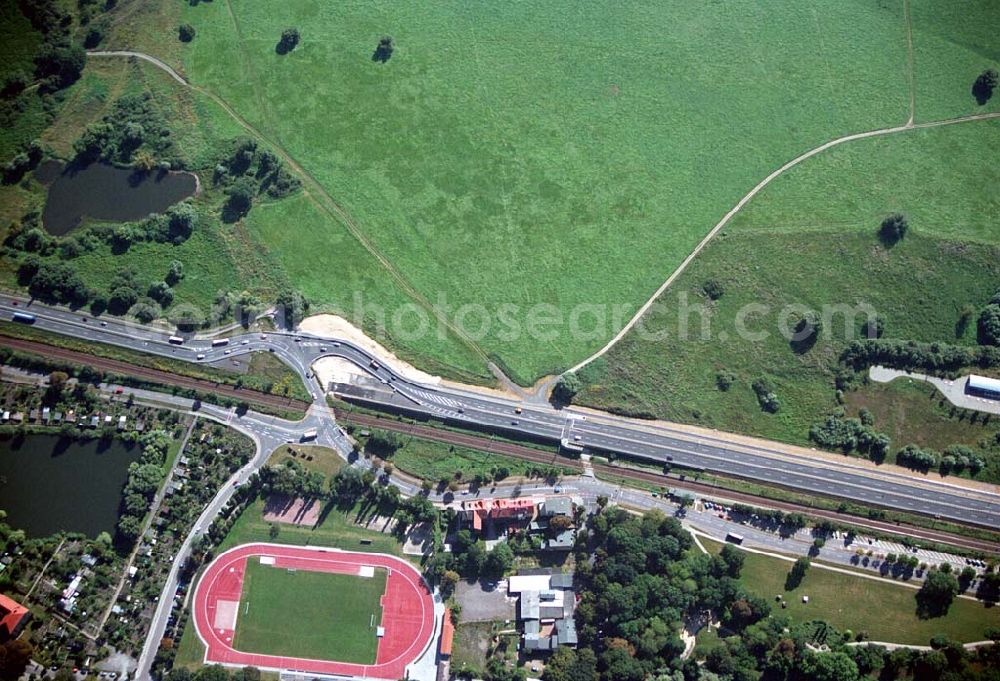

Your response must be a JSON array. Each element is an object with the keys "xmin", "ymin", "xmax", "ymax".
[{"xmin": 2, "ymin": 296, "xmax": 999, "ymax": 533}]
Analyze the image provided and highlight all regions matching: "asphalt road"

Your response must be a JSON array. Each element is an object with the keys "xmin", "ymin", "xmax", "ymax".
[
  {"xmin": 3, "ymin": 296, "xmax": 999, "ymax": 533},
  {"xmin": 47, "ymin": 379, "xmax": 985, "ymax": 679}
]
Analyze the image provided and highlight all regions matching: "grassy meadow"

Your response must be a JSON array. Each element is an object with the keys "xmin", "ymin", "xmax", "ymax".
[
  {"xmin": 910, "ymin": 0, "xmax": 1000, "ymax": 121},
  {"xmin": 579, "ymin": 120, "xmax": 1000, "ymax": 458},
  {"xmin": 700, "ymin": 538, "xmax": 1000, "ymax": 645},
  {"xmin": 5, "ymin": 0, "xmax": 998, "ymax": 397},
  {"xmin": 123, "ymin": 0, "xmax": 918, "ymax": 382}
]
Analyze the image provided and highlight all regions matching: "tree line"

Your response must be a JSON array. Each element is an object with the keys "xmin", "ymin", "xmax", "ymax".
[
  {"xmin": 535, "ymin": 508, "xmax": 1000, "ymax": 681},
  {"xmin": 116, "ymin": 430, "xmax": 174, "ymax": 542}
]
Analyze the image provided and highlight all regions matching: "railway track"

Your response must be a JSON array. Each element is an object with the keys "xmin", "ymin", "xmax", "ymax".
[
  {"xmin": 331, "ymin": 409, "xmax": 583, "ymax": 471},
  {"xmin": 590, "ymin": 461, "xmax": 1000, "ymax": 555},
  {"xmin": 332, "ymin": 409, "xmax": 999, "ymax": 554},
  {"xmin": 0, "ymin": 335, "xmax": 309, "ymax": 413},
  {"xmin": 3, "ymin": 333, "xmax": 996, "ymax": 554}
]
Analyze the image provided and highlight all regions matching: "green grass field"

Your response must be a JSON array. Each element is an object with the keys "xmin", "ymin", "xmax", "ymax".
[
  {"xmin": 234, "ymin": 558, "xmax": 386, "ymax": 664},
  {"xmin": 109, "ymin": 0, "xmax": 919, "ymax": 383},
  {"xmin": 578, "ymin": 120, "xmax": 1000, "ymax": 461},
  {"xmin": 911, "ymin": 0, "xmax": 1000, "ymax": 122},
  {"xmin": 269, "ymin": 444, "xmax": 345, "ymax": 478},
  {"xmin": 381, "ymin": 433, "xmax": 573, "ymax": 483},
  {"xmin": 10, "ymin": 0, "xmax": 999, "ymax": 386},
  {"xmin": 700, "ymin": 538, "xmax": 1000, "ymax": 645},
  {"xmin": 219, "ymin": 497, "xmax": 405, "ymax": 557}
]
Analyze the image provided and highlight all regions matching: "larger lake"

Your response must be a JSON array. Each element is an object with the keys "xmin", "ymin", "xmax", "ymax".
[
  {"xmin": 36, "ymin": 161, "xmax": 199, "ymax": 236},
  {"xmin": 0, "ymin": 433, "xmax": 141, "ymax": 538}
]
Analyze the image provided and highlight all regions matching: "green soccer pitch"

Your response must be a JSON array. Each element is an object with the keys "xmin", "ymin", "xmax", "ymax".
[{"xmin": 232, "ymin": 559, "xmax": 387, "ymax": 664}]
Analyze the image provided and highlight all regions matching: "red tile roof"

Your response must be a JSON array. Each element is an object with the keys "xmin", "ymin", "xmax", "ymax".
[
  {"xmin": 0, "ymin": 594, "xmax": 29, "ymax": 639},
  {"xmin": 439, "ymin": 610, "xmax": 455, "ymax": 657},
  {"xmin": 463, "ymin": 497, "xmax": 537, "ymax": 530}
]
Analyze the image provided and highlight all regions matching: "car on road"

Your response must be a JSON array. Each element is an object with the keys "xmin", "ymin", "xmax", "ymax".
[
  {"xmin": 196, "ymin": 354, "xmax": 206, "ymax": 360},
  {"xmin": 512, "ymin": 419, "xmax": 519, "ymax": 425},
  {"xmin": 241, "ymin": 339, "xmax": 249, "ymax": 345},
  {"xmin": 100, "ymin": 321, "xmax": 107, "ymax": 327}
]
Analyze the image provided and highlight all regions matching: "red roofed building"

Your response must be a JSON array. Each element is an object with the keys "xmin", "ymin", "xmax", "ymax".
[
  {"xmin": 0, "ymin": 594, "xmax": 30, "ymax": 641},
  {"xmin": 439, "ymin": 610, "xmax": 454, "ymax": 658},
  {"xmin": 461, "ymin": 497, "xmax": 537, "ymax": 531}
]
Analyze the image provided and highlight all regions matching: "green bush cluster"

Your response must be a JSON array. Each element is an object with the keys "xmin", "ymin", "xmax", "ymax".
[
  {"xmin": 977, "ymin": 292, "xmax": 1000, "ymax": 346},
  {"xmin": 116, "ymin": 430, "xmax": 173, "ymax": 541},
  {"xmin": 841, "ymin": 338, "xmax": 1000, "ymax": 374},
  {"xmin": 214, "ymin": 138, "xmax": 301, "ymax": 222},
  {"xmin": 894, "ymin": 443, "xmax": 985, "ymax": 476},
  {"xmin": 809, "ymin": 415, "xmax": 891, "ymax": 460},
  {"xmin": 260, "ymin": 458, "xmax": 325, "ymax": 499},
  {"xmin": 73, "ymin": 93, "xmax": 177, "ymax": 167},
  {"xmin": 751, "ymin": 376, "xmax": 780, "ymax": 413}
]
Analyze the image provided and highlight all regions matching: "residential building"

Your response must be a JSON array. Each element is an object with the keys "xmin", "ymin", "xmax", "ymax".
[
  {"xmin": 0, "ymin": 594, "xmax": 30, "ymax": 642},
  {"xmin": 509, "ymin": 570, "xmax": 577, "ymax": 654}
]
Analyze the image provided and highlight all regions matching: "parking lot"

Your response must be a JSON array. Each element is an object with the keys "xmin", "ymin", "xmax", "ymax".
[{"xmin": 455, "ymin": 579, "xmax": 516, "ymax": 623}]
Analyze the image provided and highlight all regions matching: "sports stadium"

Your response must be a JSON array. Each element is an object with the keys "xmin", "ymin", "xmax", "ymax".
[{"xmin": 193, "ymin": 543, "xmax": 437, "ymax": 678}]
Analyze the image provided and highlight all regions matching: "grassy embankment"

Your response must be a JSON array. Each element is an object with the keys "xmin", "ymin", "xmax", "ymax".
[
  {"xmin": 268, "ymin": 444, "xmax": 345, "ymax": 478},
  {"xmin": 119, "ymin": 0, "xmax": 920, "ymax": 383},
  {"xmin": 700, "ymin": 538, "xmax": 1000, "ymax": 645},
  {"xmin": 579, "ymin": 120, "xmax": 1000, "ymax": 478},
  {"xmin": 366, "ymin": 433, "xmax": 575, "ymax": 483}
]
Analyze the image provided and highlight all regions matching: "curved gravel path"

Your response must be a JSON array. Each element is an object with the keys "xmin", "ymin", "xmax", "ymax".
[
  {"xmin": 87, "ymin": 52, "xmax": 1000, "ymax": 386},
  {"xmin": 87, "ymin": 50, "xmax": 501, "ymax": 382},
  {"xmin": 568, "ymin": 110, "xmax": 1000, "ymax": 375}
]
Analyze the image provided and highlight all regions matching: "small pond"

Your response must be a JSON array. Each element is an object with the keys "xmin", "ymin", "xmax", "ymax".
[
  {"xmin": 0, "ymin": 432, "xmax": 142, "ymax": 538},
  {"xmin": 35, "ymin": 160, "xmax": 199, "ymax": 236}
]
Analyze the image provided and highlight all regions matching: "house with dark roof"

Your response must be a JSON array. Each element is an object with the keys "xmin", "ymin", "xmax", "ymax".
[
  {"xmin": 510, "ymin": 570, "xmax": 577, "ymax": 654},
  {"xmin": 539, "ymin": 497, "xmax": 573, "ymax": 518},
  {"xmin": 0, "ymin": 594, "xmax": 30, "ymax": 642}
]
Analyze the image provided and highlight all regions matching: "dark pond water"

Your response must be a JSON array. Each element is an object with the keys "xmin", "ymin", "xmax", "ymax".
[
  {"xmin": 36, "ymin": 160, "xmax": 199, "ymax": 236},
  {"xmin": 0, "ymin": 433, "xmax": 141, "ymax": 538}
]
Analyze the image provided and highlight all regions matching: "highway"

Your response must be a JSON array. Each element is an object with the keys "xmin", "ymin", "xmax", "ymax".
[{"xmin": 3, "ymin": 296, "xmax": 1000, "ymax": 531}]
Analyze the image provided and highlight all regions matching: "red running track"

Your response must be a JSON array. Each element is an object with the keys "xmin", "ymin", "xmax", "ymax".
[{"xmin": 192, "ymin": 543, "xmax": 436, "ymax": 679}]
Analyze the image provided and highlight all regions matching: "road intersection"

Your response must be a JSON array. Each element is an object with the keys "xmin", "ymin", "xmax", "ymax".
[
  {"xmin": 3, "ymin": 297, "xmax": 997, "ymax": 529},
  {"xmin": 2, "ymin": 362, "xmax": 983, "ymax": 678}
]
